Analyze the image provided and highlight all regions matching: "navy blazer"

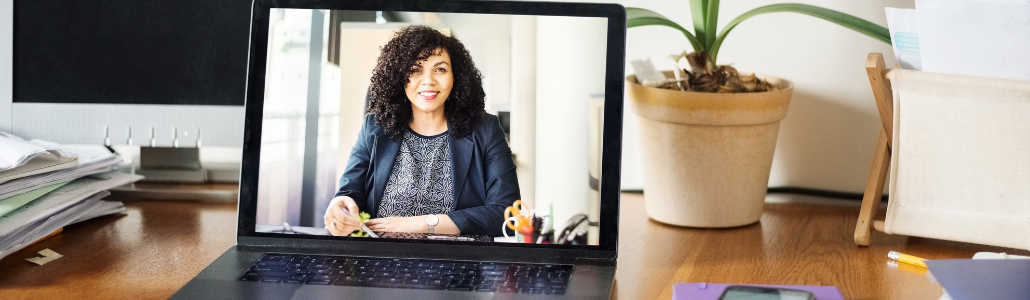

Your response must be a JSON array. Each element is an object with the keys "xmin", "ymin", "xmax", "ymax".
[{"xmin": 335, "ymin": 113, "xmax": 520, "ymax": 237}]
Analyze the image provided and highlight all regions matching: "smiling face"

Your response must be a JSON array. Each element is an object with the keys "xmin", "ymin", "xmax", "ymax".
[{"xmin": 405, "ymin": 48, "xmax": 454, "ymax": 115}]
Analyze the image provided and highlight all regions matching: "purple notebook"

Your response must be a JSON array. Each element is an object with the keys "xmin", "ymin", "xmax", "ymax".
[{"xmin": 672, "ymin": 282, "xmax": 844, "ymax": 300}]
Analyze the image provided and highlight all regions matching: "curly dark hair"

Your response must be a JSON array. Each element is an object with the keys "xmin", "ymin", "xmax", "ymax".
[{"xmin": 367, "ymin": 25, "xmax": 485, "ymax": 139}]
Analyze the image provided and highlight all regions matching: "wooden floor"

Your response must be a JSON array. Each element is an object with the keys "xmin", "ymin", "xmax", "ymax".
[
  {"xmin": 615, "ymin": 193, "xmax": 1030, "ymax": 300},
  {"xmin": 1, "ymin": 192, "xmax": 1027, "ymax": 299}
]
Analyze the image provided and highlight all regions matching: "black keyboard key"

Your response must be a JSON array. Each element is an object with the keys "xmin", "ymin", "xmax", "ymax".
[
  {"xmin": 426, "ymin": 279, "xmax": 446, "ymax": 286},
  {"xmin": 441, "ymin": 274, "xmax": 463, "ymax": 280},
  {"xmin": 283, "ymin": 279, "xmax": 304, "ymax": 284},
  {"xmin": 240, "ymin": 274, "xmax": 260, "ymax": 281},
  {"xmin": 256, "ymin": 261, "xmax": 287, "ymax": 266},
  {"xmin": 400, "ymin": 272, "xmax": 418, "ymax": 278},
  {"xmin": 396, "ymin": 281, "xmax": 446, "ymax": 290},
  {"xmin": 418, "ymin": 273, "xmax": 441, "ymax": 279},
  {"xmin": 363, "ymin": 281, "xmax": 399, "ymax": 288},
  {"xmin": 253, "ymin": 271, "xmax": 292, "ymax": 277},
  {"xmin": 332, "ymin": 279, "xmax": 362, "ymax": 286},
  {"xmin": 311, "ymin": 275, "xmax": 336, "ymax": 281},
  {"xmin": 497, "ymin": 286, "xmax": 518, "ymax": 293},
  {"xmin": 360, "ymin": 276, "xmax": 381, "ymax": 283},
  {"xmin": 260, "ymin": 276, "xmax": 284, "ymax": 283},
  {"xmin": 475, "ymin": 286, "xmax": 497, "ymax": 292},
  {"xmin": 259, "ymin": 255, "xmax": 284, "ymax": 261},
  {"xmin": 376, "ymin": 272, "xmax": 397, "ymax": 277},
  {"xmin": 550, "ymin": 272, "xmax": 571, "ymax": 279},
  {"xmin": 252, "ymin": 266, "xmax": 289, "ymax": 272},
  {"xmin": 519, "ymin": 287, "xmax": 544, "ymax": 294},
  {"xmin": 482, "ymin": 270, "xmax": 505, "ymax": 276},
  {"xmin": 404, "ymin": 278, "xmax": 427, "ymax": 285},
  {"xmin": 545, "ymin": 288, "xmax": 566, "ymax": 294}
]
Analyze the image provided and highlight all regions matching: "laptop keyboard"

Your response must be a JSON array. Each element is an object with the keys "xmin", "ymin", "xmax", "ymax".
[{"xmin": 239, "ymin": 253, "xmax": 573, "ymax": 294}]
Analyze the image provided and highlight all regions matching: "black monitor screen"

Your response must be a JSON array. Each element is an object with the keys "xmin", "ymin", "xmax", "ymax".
[{"xmin": 13, "ymin": 0, "xmax": 251, "ymax": 105}]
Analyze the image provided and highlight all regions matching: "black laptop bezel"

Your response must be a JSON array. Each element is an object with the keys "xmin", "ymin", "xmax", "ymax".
[{"xmin": 237, "ymin": 0, "xmax": 625, "ymax": 260}]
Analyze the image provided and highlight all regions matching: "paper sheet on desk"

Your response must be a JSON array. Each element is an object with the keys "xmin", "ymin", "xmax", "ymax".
[
  {"xmin": 0, "ymin": 144, "xmax": 124, "ymax": 200},
  {"xmin": 884, "ymin": 8, "xmax": 922, "ymax": 70},
  {"xmin": 916, "ymin": 0, "xmax": 1030, "ymax": 81},
  {"xmin": 0, "ymin": 132, "xmax": 76, "ymax": 172},
  {"xmin": 0, "ymin": 191, "xmax": 116, "ymax": 260},
  {"xmin": 0, "ymin": 171, "xmax": 142, "ymax": 237}
]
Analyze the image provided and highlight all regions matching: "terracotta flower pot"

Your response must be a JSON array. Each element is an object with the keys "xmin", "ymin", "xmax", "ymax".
[{"xmin": 626, "ymin": 72, "xmax": 794, "ymax": 228}]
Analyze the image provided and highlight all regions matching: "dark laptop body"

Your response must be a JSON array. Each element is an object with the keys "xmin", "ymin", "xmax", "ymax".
[{"xmin": 172, "ymin": 0, "xmax": 626, "ymax": 299}]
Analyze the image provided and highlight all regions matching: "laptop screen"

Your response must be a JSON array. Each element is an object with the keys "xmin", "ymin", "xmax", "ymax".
[{"xmin": 243, "ymin": 4, "xmax": 621, "ymax": 250}]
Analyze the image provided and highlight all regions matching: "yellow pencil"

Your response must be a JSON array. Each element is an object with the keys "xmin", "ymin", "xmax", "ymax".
[{"xmin": 888, "ymin": 251, "xmax": 927, "ymax": 268}]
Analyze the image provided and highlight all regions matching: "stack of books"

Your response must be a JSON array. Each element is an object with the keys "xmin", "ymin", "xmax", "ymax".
[{"xmin": 0, "ymin": 131, "xmax": 143, "ymax": 260}]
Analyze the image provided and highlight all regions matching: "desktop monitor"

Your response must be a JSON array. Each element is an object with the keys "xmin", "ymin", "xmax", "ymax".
[
  {"xmin": 242, "ymin": 5, "xmax": 623, "ymax": 247},
  {"xmin": 2, "ymin": 0, "xmax": 252, "ymax": 148}
]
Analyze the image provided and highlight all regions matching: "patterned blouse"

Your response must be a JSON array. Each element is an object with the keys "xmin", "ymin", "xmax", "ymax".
[{"xmin": 376, "ymin": 129, "xmax": 455, "ymax": 217}]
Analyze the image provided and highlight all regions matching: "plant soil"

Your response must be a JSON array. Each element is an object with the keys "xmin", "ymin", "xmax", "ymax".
[{"xmin": 653, "ymin": 51, "xmax": 780, "ymax": 93}]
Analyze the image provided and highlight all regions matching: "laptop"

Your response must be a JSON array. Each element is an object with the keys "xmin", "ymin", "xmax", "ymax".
[{"xmin": 172, "ymin": 0, "xmax": 625, "ymax": 299}]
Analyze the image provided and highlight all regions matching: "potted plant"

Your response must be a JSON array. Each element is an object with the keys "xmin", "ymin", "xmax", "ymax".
[{"xmin": 626, "ymin": 2, "xmax": 889, "ymax": 227}]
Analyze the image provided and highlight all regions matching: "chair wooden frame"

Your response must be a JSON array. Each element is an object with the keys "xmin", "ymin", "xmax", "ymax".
[{"xmin": 854, "ymin": 53, "xmax": 894, "ymax": 246}]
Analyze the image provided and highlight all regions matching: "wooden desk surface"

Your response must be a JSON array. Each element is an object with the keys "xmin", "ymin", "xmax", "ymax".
[{"xmin": 1, "ymin": 193, "xmax": 1026, "ymax": 300}]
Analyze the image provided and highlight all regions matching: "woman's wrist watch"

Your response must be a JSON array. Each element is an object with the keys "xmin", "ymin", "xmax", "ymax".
[{"xmin": 424, "ymin": 214, "xmax": 439, "ymax": 234}]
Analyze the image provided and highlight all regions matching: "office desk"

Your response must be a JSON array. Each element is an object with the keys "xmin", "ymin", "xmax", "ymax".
[{"xmin": 1, "ymin": 193, "xmax": 1027, "ymax": 299}]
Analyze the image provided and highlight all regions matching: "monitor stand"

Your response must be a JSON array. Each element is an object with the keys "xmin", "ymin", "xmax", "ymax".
[
  {"xmin": 136, "ymin": 146, "xmax": 207, "ymax": 183},
  {"xmin": 108, "ymin": 146, "xmax": 238, "ymax": 202}
]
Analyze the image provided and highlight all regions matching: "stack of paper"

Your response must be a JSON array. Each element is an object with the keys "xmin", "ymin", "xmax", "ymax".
[
  {"xmin": 0, "ymin": 131, "xmax": 143, "ymax": 261},
  {"xmin": 885, "ymin": 0, "xmax": 1030, "ymax": 81},
  {"xmin": 0, "ymin": 131, "xmax": 78, "ymax": 184}
]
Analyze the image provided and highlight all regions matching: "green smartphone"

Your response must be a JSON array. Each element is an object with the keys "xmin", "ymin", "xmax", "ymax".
[{"xmin": 718, "ymin": 285, "xmax": 816, "ymax": 300}]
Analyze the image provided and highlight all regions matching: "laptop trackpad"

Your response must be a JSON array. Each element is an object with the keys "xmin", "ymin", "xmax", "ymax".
[{"xmin": 292, "ymin": 286, "xmax": 494, "ymax": 300}]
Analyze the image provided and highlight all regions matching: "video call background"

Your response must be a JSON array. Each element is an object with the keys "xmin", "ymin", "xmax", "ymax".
[{"xmin": 255, "ymin": 9, "xmax": 608, "ymax": 244}]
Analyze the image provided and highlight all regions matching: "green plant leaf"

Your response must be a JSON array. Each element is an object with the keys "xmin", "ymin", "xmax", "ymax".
[
  {"xmin": 689, "ymin": 0, "xmax": 709, "ymax": 50},
  {"xmin": 627, "ymin": 7, "xmax": 703, "ymax": 53},
  {"xmin": 705, "ymin": 0, "xmax": 720, "ymax": 52},
  {"xmin": 709, "ymin": 3, "xmax": 891, "ymax": 64}
]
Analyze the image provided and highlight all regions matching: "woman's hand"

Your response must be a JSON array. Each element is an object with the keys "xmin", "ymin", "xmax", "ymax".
[
  {"xmin": 324, "ymin": 196, "xmax": 362, "ymax": 236},
  {"xmin": 366, "ymin": 216, "xmax": 427, "ymax": 233}
]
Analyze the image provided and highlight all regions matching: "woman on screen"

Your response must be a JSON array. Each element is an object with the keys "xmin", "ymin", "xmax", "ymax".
[{"xmin": 324, "ymin": 25, "xmax": 520, "ymax": 238}]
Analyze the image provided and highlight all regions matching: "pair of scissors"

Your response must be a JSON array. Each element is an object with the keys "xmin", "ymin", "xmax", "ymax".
[{"xmin": 504, "ymin": 200, "xmax": 534, "ymax": 237}]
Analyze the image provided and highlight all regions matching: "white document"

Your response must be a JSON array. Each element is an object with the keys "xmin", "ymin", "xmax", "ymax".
[
  {"xmin": 884, "ymin": 8, "xmax": 922, "ymax": 70},
  {"xmin": 0, "ymin": 154, "xmax": 78, "ymax": 185},
  {"xmin": 0, "ymin": 171, "xmax": 142, "ymax": 237},
  {"xmin": 916, "ymin": 0, "xmax": 1030, "ymax": 81},
  {"xmin": 0, "ymin": 191, "xmax": 114, "ymax": 260},
  {"xmin": 0, "ymin": 131, "xmax": 76, "ymax": 172},
  {"xmin": 0, "ymin": 145, "xmax": 124, "ymax": 200}
]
